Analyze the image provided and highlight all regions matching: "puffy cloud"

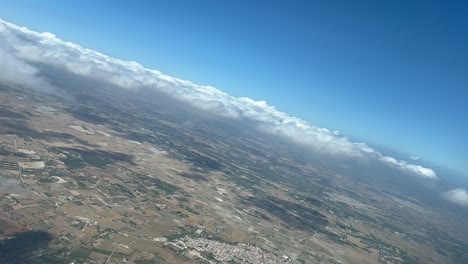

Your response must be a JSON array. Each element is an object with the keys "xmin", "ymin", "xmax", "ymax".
[
  {"xmin": 0, "ymin": 23, "xmax": 54, "ymax": 91},
  {"xmin": 0, "ymin": 19, "xmax": 438, "ymax": 179},
  {"xmin": 379, "ymin": 156, "xmax": 437, "ymax": 179},
  {"xmin": 0, "ymin": 48, "xmax": 47, "ymax": 89},
  {"xmin": 442, "ymin": 188, "xmax": 468, "ymax": 207}
]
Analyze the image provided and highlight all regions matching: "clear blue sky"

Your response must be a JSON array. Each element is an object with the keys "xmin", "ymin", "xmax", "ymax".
[{"xmin": 1, "ymin": 0, "xmax": 467, "ymax": 175}]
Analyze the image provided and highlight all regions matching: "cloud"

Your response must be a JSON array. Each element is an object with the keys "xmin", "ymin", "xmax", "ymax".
[
  {"xmin": 410, "ymin": 156, "xmax": 420, "ymax": 161},
  {"xmin": 0, "ymin": 19, "xmax": 438, "ymax": 179},
  {"xmin": 379, "ymin": 156, "xmax": 437, "ymax": 179},
  {"xmin": 442, "ymin": 188, "xmax": 468, "ymax": 207},
  {"xmin": 0, "ymin": 23, "xmax": 54, "ymax": 91}
]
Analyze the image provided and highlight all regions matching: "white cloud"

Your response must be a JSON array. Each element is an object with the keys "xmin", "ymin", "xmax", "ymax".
[
  {"xmin": 0, "ymin": 19, "xmax": 438, "ymax": 179},
  {"xmin": 0, "ymin": 23, "xmax": 54, "ymax": 91},
  {"xmin": 0, "ymin": 48, "xmax": 42, "ymax": 87},
  {"xmin": 410, "ymin": 156, "xmax": 420, "ymax": 161},
  {"xmin": 379, "ymin": 156, "xmax": 437, "ymax": 179},
  {"xmin": 442, "ymin": 188, "xmax": 468, "ymax": 207}
]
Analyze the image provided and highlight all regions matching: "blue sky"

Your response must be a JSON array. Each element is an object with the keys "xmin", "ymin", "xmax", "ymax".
[{"xmin": 1, "ymin": 0, "xmax": 467, "ymax": 176}]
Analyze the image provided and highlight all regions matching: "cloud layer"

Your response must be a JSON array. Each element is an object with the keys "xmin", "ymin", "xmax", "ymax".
[
  {"xmin": 0, "ymin": 23, "xmax": 54, "ymax": 92},
  {"xmin": 0, "ymin": 19, "xmax": 437, "ymax": 179},
  {"xmin": 442, "ymin": 188, "xmax": 468, "ymax": 207}
]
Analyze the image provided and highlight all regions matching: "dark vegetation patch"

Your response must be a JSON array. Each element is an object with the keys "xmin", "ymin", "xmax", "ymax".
[
  {"xmin": 358, "ymin": 234, "xmax": 419, "ymax": 264},
  {"xmin": 41, "ymin": 131, "xmax": 75, "ymax": 139},
  {"xmin": 269, "ymin": 159, "xmax": 305, "ymax": 175},
  {"xmin": 293, "ymin": 193, "xmax": 323, "ymax": 207},
  {"xmin": 424, "ymin": 229, "xmax": 468, "ymax": 263},
  {"xmin": 91, "ymin": 248, "xmax": 112, "ymax": 255},
  {"xmin": 223, "ymin": 171, "xmax": 265, "ymax": 194},
  {"xmin": 41, "ymin": 131, "xmax": 98, "ymax": 147},
  {"xmin": 68, "ymin": 247, "xmax": 91, "ymax": 262},
  {"xmin": 82, "ymin": 155, "xmax": 113, "ymax": 167},
  {"xmin": 0, "ymin": 120, "xmax": 41, "ymax": 138},
  {"xmin": 177, "ymin": 149, "xmax": 222, "ymax": 171},
  {"xmin": 67, "ymin": 107, "xmax": 109, "ymax": 124},
  {"xmin": 68, "ymin": 98, "xmax": 226, "ymax": 173},
  {"xmin": 122, "ymin": 128, "xmax": 223, "ymax": 172},
  {"xmin": 302, "ymin": 196, "xmax": 323, "ymax": 207},
  {"xmin": 321, "ymin": 200, "xmax": 377, "ymax": 224},
  {"xmin": 245, "ymin": 162, "xmax": 286, "ymax": 183},
  {"xmin": 180, "ymin": 204, "xmax": 200, "ymax": 215},
  {"xmin": 165, "ymin": 229, "xmax": 191, "ymax": 241},
  {"xmin": 59, "ymin": 153, "xmax": 85, "ymax": 169},
  {"xmin": 110, "ymin": 183, "xmax": 135, "ymax": 197},
  {"xmin": 252, "ymin": 210, "xmax": 272, "ymax": 221},
  {"xmin": 135, "ymin": 174, "xmax": 180, "ymax": 195},
  {"xmin": 0, "ymin": 107, "xmax": 28, "ymax": 119},
  {"xmin": 0, "ymin": 231, "xmax": 52, "ymax": 264},
  {"xmin": 0, "ymin": 149, "xmax": 14, "ymax": 156},
  {"xmin": 55, "ymin": 147, "xmax": 134, "ymax": 169},
  {"xmin": 170, "ymin": 210, "xmax": 189, "ymax": 219},
  {"xmin": 61, "ymin": 148, "xmax": 134, "ymax": 164},
  {"xmin": 436, "ymin": 248, "xmax": 448, "ymax": 256},
  {"xmin": 37, "ymin": 177, "xmax": 55, "ymax": 183},
  {"xmin": 0, "ymin": 122, "xmax": 96, "ymax": 146},
  {"xmin": 175, "ymin": 196, "xmax": 189, "ymax": 202},
  {"xmin": 242, "ymin": 146, "xmax": 268, "ymax": 159},
  {"xmin": 179, "ymin": 172, "xmax": 208, "ymax": 182},
  {"xmin": 245, "ymin": 195, "xmax": 328, "ymax": 231}
]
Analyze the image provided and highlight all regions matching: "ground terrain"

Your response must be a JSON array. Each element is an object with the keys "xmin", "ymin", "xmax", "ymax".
[{"xmin": 0, "ymin": 81, "xmax": 467, "ymax": 264}]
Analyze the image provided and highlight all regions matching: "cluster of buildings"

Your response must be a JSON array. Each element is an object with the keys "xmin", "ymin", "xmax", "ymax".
[{"xmin": 172, "ymin": 236, "xmax": 293, "ymax": 264}]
